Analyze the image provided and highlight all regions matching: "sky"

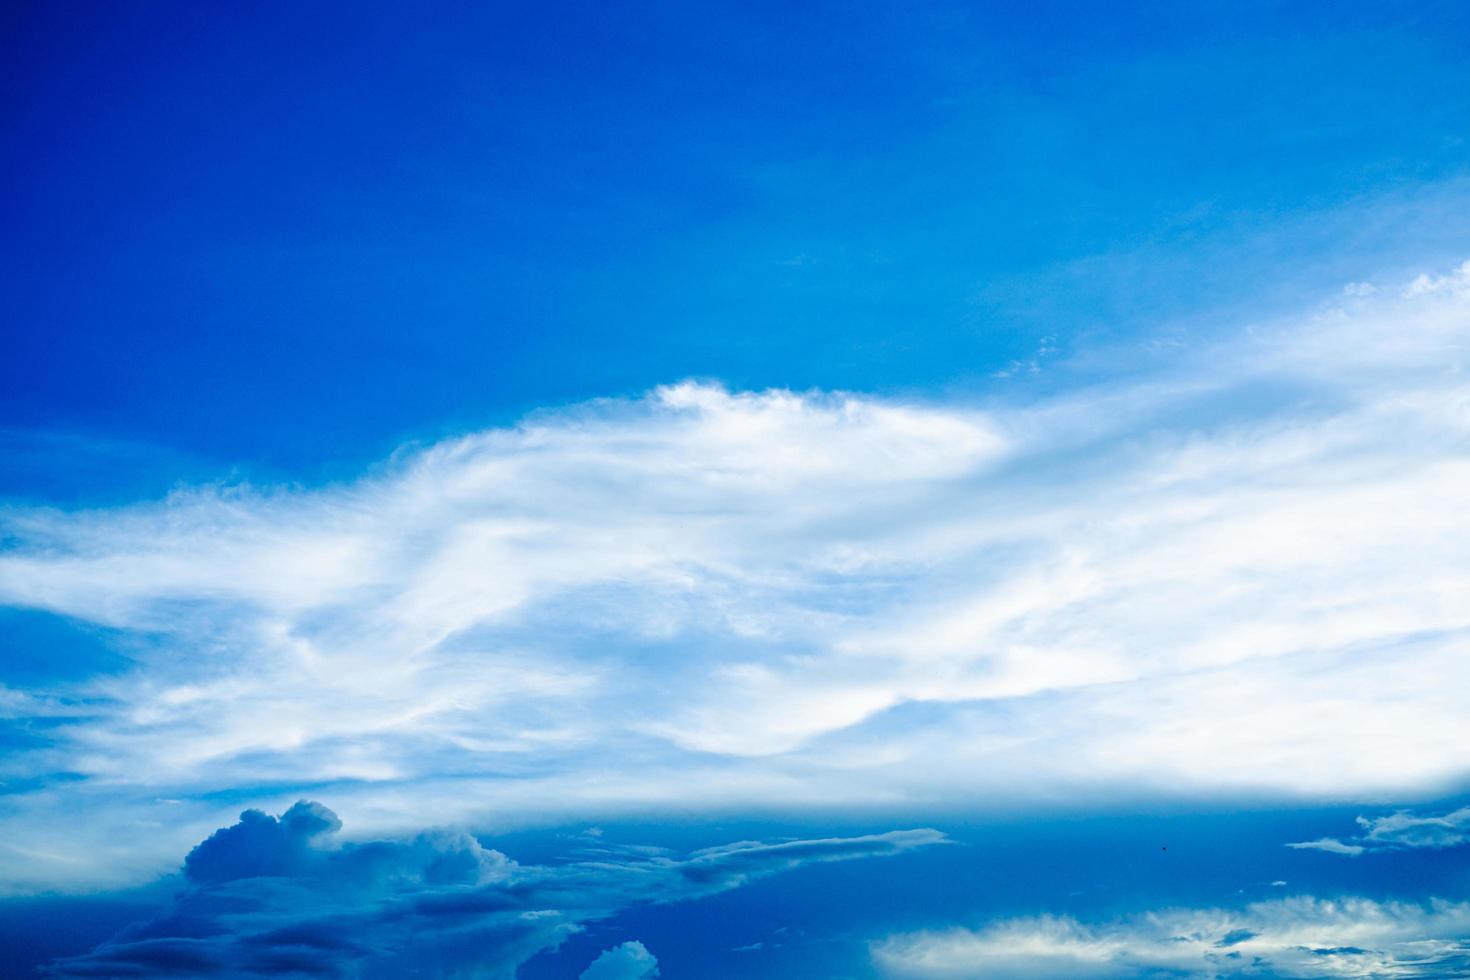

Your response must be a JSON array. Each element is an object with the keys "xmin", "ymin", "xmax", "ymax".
[{"xmin": 3, "ymin": 1, "xmax": 1470, "ymax": 977}]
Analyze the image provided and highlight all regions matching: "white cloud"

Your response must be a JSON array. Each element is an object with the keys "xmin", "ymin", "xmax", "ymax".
[
  {"xmin": 1286, "ymin": 805, "xmax": 1470, "ymax": 856},
  {"xmin": 579, "ymin": 941, "xmax": 659, "ymax": 980},
  {"xmin": 873, "ymin": 896, "xmax": 1470, "ymax": 978},
  {"xmin": 3, "ymin": 264, "xmax": 1470, "ymax": 888},
  {"xmin": 1285, "ymin": 838, "xmax": 1365, "ymax": 857},
  {"xmin": 1358, "ymin": 807, "xmax": 1470, "ymax": 850}
]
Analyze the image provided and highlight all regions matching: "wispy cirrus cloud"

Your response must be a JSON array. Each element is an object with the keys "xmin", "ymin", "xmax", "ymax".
[
  {"xmin": 1287, "ymin": 804, "xmax": 1470, "ymax": 857},
  {"xmin": 873, "ymin": 896, "xmax": 1470, "ymax": 978},
  {"xmin": 50, "ymin": 802, "xmax": 941, "ymax": 977},
  {"xmin": 3, "ymin": 264, "xmax": 1470, "ymax": 889}
]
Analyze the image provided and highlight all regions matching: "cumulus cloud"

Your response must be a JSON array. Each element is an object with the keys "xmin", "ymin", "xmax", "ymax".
[
  {"xmin": 48, "ymin": 802, "xmax": 942, "ymax": 977},
  {"xmin": 579, "ymin": 940, "xmax": 659, "ymax": 980},
  {"xmin": 3, "ymin": 264, "xmax": 1470, "ymax": 887},
  {"xmin": 1286, "ymin": 805, "xmax": 1470, "ymax": 857},
  {"xmin": 873, "ymin": 896, "xmax": 1470, "ymax": 978}
]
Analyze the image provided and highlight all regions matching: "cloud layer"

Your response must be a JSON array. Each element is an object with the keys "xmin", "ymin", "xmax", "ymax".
[
  {"xmin": 874, "ymin": 897, "xmax": 1470, "ymax": 978},
  {"xmin": 3, "ymin": 264, "xmax": 1470, "ymax": 888},
  {"xmin": 51, "ymin": 802, "xmax": 941, "ymax": 977}
]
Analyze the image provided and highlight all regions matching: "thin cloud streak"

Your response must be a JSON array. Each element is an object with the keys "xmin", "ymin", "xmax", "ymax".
[
  {"xmin": 1287, "ymin": 804, "xmax": 1470, "ymax": 857},
  {"xmin": 873, "ymin": 896, "xmax": 1470, "ymax": 978}
]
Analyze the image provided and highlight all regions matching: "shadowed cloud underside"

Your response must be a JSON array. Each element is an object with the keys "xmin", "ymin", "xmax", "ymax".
[{"xmin": 50, "ymin": 802, "xmax": 941, "ymax": 978}]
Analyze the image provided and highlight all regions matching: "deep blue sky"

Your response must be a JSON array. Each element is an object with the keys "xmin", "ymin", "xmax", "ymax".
[{"xmin": 6, "ymin": 0, "xmax": 1469, "ymax": 482}]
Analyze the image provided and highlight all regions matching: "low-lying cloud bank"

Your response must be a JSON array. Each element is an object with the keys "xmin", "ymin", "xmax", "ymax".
[
  {"xmin": 3, "ymin": 264, "xmax": 1470, "ymax": 887},
  {"xmin": 874, "ymin": 896, "xmax": 1470, "ymax": 978},
  {"xmin": 49, "ymin": 801, "xmax": 942, "ymax": 977}
]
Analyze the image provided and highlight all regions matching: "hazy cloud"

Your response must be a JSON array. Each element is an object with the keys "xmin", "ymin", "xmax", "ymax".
[
  {"xmin": 1287, "ymin": 805, "xmax": 1470, "ymax": 857},
  {"xmin": 874, "ymin": 896, "xmax": 1470, "ymax": 978}
]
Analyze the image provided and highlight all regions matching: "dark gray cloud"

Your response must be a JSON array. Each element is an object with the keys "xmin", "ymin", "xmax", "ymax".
[{"xmin": 49, "ymin": 802, "xmax": 944, "ymax": 978}]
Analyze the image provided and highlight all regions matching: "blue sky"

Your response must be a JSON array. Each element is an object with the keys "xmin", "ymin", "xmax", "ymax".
[{"xmin": 4, "ymin": 2, "xmax": 1470, "ymax": 977}]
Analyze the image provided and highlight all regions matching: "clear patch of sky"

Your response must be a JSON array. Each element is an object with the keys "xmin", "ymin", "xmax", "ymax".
[{"xmin": 0, "ymin": 608, "xmax": 136, "ymax": 686}]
